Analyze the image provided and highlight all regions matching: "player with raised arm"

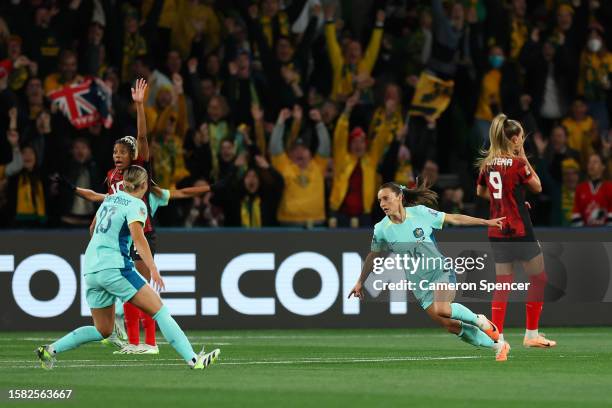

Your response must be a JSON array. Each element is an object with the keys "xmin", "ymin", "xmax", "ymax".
[
  {"xmin": 348, "ymin": 182, "xmax": 511, "ymax": 361},
  {"xmin": 35, "ymin": 166, "xmax": 220, "ymax": 370},
  {"xmin": 102, "ymin": 78, "xmax": 162, "ymax": 353},
  {"xmin": 476, "ymin": 114, "xmax": 556, "ymax": 348}
]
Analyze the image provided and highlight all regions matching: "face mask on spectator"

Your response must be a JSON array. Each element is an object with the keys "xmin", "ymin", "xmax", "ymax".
[
  {"xmin": 489, "ymin": 55, "xmax": 504, "ymax": 69},
  {"xmin": 588, "ymin": 38, "xmax": 602, "ymax": 53}
]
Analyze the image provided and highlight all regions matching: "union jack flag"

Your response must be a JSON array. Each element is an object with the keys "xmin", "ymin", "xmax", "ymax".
[{"xmin": 47, "ymin": 77, "xmax": 113, "ymax": 129}]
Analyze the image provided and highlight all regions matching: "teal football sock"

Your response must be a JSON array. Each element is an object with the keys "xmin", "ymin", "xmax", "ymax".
[
  {"xmin": 457, "ymin": 323, "xmax": 494, "ymax": 348},
  {"xmin": 450, "ymin": 303, "xmax": 479, "ymax": 326},
  {"xmin": 153, "ymin": 305, "xmax": 197, "ymax": 365},
  {"xmin": 51, "ymin": 326, "xmax": 104, "ymax": 354}
]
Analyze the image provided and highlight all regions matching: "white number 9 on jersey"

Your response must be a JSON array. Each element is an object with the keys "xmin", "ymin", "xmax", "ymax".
[{"xmin": 489, "ymin": 171, "xmax": 502, "ymax": 199}]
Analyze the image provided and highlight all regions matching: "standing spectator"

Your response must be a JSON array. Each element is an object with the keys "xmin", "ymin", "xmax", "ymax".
[
  {"xmin": 562, "ymin": 97, "xmax": 598, "ymax": 167},
  {"xmin": 43, "ymin": 49, "xmax": 84, "ymax": 94},
  {"xmin": 223, "ymin": 51, "xmax": 266, "ymax": 126},
  {"xmin": 571, "ymin": 153, "xmax": 612, "ymax": 226},
  {"xmin": 120, "ymin": 6, "xmax": 147, "ymax": 84},
  {"xmin": 533, "ymin": 125, "xmax": 580, "ymax": 184},
  {"xmin": 551, "ymin": 158, "xmax": 580, "ymax": 226},
  {"xmin": 270, "ymin": 107, "xmax": 330, "ymax": 227},
  {"xmin": 8, "ymin": 145, "xmax": 48, "ymax": 228},
  {"xmin": 6, "ymin": 35, "xmax": 38, "ymax": 92},
  {"xmin": 473, "ymin": 46, "xmax": 521, "ymax": 146},
  {"xmin": 132, "ymin": 55, "xmax": 172, "ymax": 107},
  {"xmin": 57, "ymin": 138, "xmax": 102, "ymax": 227},
  {"xmin": 577, "ymin": 23, "xmax": 612, "ymax": 137},
  {"xmin": 329, "ymin": 93, "xmax": 390, "ymax": 228},
  {"xmin": 212, "ymin": 155, "xmax": 283, "ymax": 227},
  {"xmin": 521, "ymin": 33, "xmax": 573, "ymax": 136},
  {"xmin": 368, "ymin": 82, "xmax": 404, "ymax": 140},
  {"xmin": 151, "ymin": 112, "xmax": 190, "ymax": 189},
  {"xmin": 247, "ymin": 2, "xmax": 319, "ymax": 113},
  {"xmin": 21, "ymin": 2, "xmax": 80, "ymax": 78},
  {"xmin": 324, "ymin": 4, "xmax": 385, "ymax": 101}
]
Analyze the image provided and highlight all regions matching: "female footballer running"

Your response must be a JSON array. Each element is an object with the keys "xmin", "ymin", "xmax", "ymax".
[
  {"xmin": 36, "ymin": 166, "xmax": 220, "ymax": 369},
  {"xmin": 348, "ymin": 182, "xmax": 511, "ymax": 361},
  {"xmin": 476, "ymin": 114, "xmax": 556, "ymax": 348}
]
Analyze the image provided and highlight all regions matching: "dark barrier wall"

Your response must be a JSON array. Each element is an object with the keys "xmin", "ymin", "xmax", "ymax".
[{"xmin": 1, "ymin": 229, "xmax": 611, "ymax": 330}]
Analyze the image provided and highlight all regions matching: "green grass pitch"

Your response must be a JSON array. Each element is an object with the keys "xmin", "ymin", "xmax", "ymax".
[{"xmin": 0, "ymin": 327, "xmax": 611, "ymax": 407}]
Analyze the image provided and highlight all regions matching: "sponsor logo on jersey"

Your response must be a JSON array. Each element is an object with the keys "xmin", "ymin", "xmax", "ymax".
[{"xmin": 413, "ymin": 228, "xmax": 424, "ymax": 239}]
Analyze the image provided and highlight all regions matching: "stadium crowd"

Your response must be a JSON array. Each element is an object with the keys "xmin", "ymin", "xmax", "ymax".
[{"xmin": 0, "ymin": 0, "xmax": 611, "ymax": 229}]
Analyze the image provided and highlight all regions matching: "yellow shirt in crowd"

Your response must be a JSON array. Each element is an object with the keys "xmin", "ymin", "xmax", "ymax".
[
  {"xmin": 271, "ymin": 153, "xmax": 328, "ymax": 224},
  {"xmin": 475, "ymin": 69, "xmax": 501, "ymax": 121}
]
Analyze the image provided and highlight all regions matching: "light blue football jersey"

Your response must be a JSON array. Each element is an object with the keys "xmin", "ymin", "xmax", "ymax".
[
  {"xmin": 84, "ymin": 191, "xmax": 148, "ymax": 273},
  {"xmin": 371, "ymin": 205, "xmax": 448, "ymax": 275},
  {"xmin": 149, "ymin": 188, "xmax": 170, "ymax": 217}
]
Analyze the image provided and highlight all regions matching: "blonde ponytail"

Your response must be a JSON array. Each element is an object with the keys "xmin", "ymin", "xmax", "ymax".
[{"xmin": 476, "ymin": 113, "xmax": 524, "ymax": 171}]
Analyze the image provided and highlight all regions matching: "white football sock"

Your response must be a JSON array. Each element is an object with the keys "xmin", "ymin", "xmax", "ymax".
[{"xmin": 525, "ymin": 329, "xmax": 539, "ymax": 339}]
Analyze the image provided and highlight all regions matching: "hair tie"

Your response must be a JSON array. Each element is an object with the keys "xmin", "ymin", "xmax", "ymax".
[{"xmin": 398, "ymin": 184, "xmax": 407, "ymax": 190}]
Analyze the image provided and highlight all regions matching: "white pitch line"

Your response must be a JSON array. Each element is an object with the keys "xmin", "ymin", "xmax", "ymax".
[{"xmin": 0, "ymin": 355, "xmax": 481, "ymax": 369}]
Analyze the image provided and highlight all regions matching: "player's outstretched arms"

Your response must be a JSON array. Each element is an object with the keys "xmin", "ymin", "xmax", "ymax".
[
  {"xmin": 76, "ymin": 187, "xmax": 107, "ymax": 202},
  {"xmin": 444, "ymin": 213, "xmax": 505, "ymax": 229},
  {"xmin": 129, "ymin": 221, "xmax": 165, "ymax": 291},
  {"xmin": 169, "ymin": 184, "xmax": 211, "ymax": 199},
  {"xmin": 348, "ymin": 251, "xmax": 381, "ymax": 299}
]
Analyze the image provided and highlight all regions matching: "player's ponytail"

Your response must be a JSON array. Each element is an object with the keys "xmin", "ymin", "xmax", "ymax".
[
  {"xmin": 476, "ymin": 113, "xmax": 524, "ymax": 171},
  {"xmin": 123, "ymin": 165, "xmax": 148, "ymax": 193},
  {"xmin": 115, "ymin": 136, "xmax": 138, "ymax": 161},
  {"xmin": 380, "ymin": 179, "xmax": 438, "ymax": 209}
]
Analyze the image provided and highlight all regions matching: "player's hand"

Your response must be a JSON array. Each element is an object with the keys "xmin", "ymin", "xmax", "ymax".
[
  {"xmin": 131, "ymin": 78, "xmax": 147, "ymax": 104},
  {"xmin": 348, "ymin": 281, "xmax": 364, "ymax": 299},
  {"xmin": 486, "ymin": 217, "xmax": 506, "ymax": 229},
  {"xmin": 150, "ymin": 266, "xmax": 165, "ymax": 292}
]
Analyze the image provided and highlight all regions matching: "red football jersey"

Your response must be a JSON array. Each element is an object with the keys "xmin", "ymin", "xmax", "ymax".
[
  {"xmin": 105, "ymin": 158, "xmax": 155, "ymax": 233},
  {"xmin": 571, "ymin": 180, "xmax": 612, "ymax": 226},
  {"xmin": 477, "ymin": 156, "xmax": 534, "ymax": 238}
]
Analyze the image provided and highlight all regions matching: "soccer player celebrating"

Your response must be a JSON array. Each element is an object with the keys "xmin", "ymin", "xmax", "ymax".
[
  {"xmin": 105, "ymin": 78, "xmax": 160, "ymax": 354},
  {"xmin": 36, "ymin": 166, "xmax": 220, "ymax": 370},
  {"xmin": 348, "ymin": 182, "xmax": 511, "ymax": 361},
  {"xmin": 476, "ymin": 113, "xmax": 556, "ymax": 348}
]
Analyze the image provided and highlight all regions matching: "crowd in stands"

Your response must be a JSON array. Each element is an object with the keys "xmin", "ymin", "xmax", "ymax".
[{"xmin": 0, "ymin": 0, "xmax": 611, "ymax": 229}]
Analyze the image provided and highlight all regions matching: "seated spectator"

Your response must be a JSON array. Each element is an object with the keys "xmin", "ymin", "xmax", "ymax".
[
  {"xmin": 571, "ymin": 153, "xmax": 612, "ymax": 226},
  {"xmin": 329, "ymin": 93, "xmax": 391, "ymax": 228},
  {"xmin": 270, "ymin": 107, "xmax": 330, "ymax": 227}
]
